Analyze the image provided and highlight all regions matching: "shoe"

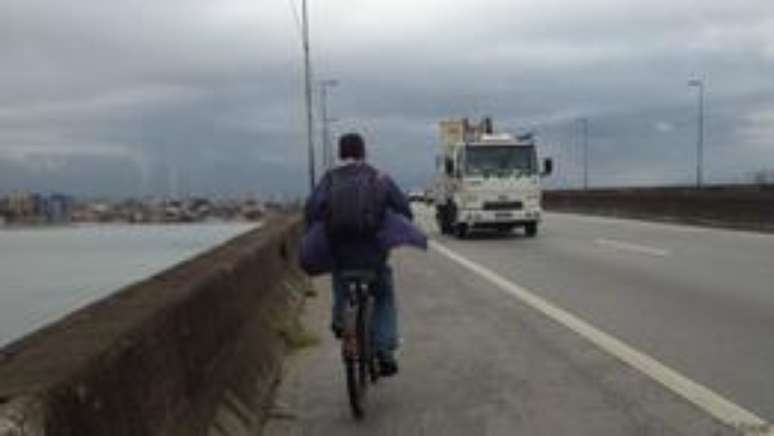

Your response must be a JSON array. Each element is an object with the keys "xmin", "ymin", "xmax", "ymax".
[
  {"xmin": 330, "ymin": 322, "xmax": 343, "ymax": 339},
  {"xmin": 377, "ymin": 352, "xmax": 399, "ymax": 377}
]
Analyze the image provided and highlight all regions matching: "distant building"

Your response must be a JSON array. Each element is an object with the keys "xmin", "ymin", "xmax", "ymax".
[
  {"xmin": 7, "ymin": 191, "xmax": 36, "ymax": 222},
  {"xmin": 31, "ymin": 193, "xmax": 45, "ymax": 217},
  {"xmin": 90, "ymin": 203, "xmax": 114, "ymax": 222},
  {"xmin": 4, "ymin": 192, "xmax": 74, "ymax": 224},
  {"xmin": 45, "ymin": 194, "xmax": 74, "ymax": 223}
]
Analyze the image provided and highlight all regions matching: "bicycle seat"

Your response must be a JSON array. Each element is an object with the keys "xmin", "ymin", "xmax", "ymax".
[{"xmin": 339, "ymin": 269, "xmax": 379, "ymax": 284}]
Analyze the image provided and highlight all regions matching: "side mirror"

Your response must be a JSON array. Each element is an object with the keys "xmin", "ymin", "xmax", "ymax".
[
  {"xmin": 541, "ymin": 158, "xmax": 553, "ymax": 177},
  {"xmin": 444, "ymin": 157, "xmax": 454, "ymax": 176}
]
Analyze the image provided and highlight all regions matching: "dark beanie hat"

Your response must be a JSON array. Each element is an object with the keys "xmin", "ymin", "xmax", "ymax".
[{"xmin": 339, "ymin": 133, "xmax": 365, "ymax": 160}]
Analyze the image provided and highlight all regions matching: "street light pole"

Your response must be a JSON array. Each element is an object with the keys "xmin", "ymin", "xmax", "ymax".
[
  {"xmin": 319, "ymin": 79, "xmax": 339, "ymax": 171},
  {"xmin": 688, "ymin": 78, "xmax": 704, "ymax": 188},
  {"xmin": 699, "ymin": 83, "xmax": 704, "ymax": 188},
  {"xmin": 577, "ymin": 117, "xmax": 589, "ymax": 190},
  {"xmin": 301, "ymin": 0, "xmax": 315, "ymax": 193}
]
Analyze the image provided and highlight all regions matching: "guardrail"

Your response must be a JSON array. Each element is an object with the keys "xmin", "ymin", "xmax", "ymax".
[
  {"xmin": 543, "ymin": 185, "xmax": 774, "ymax": 232},
  {"xmin": 0, "ymin": 215, "xmax": 308, "ymax": 436}
]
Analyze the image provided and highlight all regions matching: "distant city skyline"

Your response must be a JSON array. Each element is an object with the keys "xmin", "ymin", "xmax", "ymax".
[{"xmin": 0, "ymin": 190, "xmax": 281, "ymax": 226}]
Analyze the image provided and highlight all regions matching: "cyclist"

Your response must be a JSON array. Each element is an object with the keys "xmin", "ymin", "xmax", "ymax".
[{"xmin": 304, "ymin": 133, "xmax": 412, "ymax": 376}]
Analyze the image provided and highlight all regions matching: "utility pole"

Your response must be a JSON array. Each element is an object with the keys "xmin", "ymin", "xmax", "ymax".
[
  {"xmin": 567, "ymin": 122, "xmax": 575, "ymax": 190},
  {"xmin": 319, "ymin": 79, "xmax": 339, "ymax": 170},
  {"xmin": 577, "ymin": 118, "xmax": 589, "ymax": 190},
  {"xmin": 688, "ymin": 78, "xmax": 704, "ymax": 188},
  {"xmin": 301, "ymin": 0, "xmax": 315, "ymax": 193}
]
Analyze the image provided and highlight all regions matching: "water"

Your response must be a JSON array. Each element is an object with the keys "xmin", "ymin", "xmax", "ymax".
[{"xmin": 0, "ymin": 223, "xmax": 256, "ymax": 348}]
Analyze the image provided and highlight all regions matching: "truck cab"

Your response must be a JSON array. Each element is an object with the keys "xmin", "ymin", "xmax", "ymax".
[{"xmin": 435, "ymin": 120, "xmax": 552, "ymax": 238}]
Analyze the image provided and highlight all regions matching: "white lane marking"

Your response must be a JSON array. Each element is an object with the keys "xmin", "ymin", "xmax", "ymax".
[
  {"xmin": 429, "ymin": 240, "xmax": 772, "ymax": 435},
  {"xmin": 549, "ymin": 211, "xmax": 774, "ymax": 242},
  {"xmin": 594, "ymin": 238, "xmax": 671, "ymax": 258},
  {"xmin": 546, "ymin": 212, "xmax": 709, "ymax": 234}
]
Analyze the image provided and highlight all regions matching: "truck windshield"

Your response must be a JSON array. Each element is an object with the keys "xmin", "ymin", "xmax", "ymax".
[{"xmin": 465, "ymin": 145, "xmax": 537, "ymax": 177}]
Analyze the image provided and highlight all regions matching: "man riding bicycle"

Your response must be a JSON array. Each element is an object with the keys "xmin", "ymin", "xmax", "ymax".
[{"xmin": 304, "ymin": 133, "xmax": 413, "ymax": 376}]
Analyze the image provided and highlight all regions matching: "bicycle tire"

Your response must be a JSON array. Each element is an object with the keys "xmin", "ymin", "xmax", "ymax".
[
  {"xmin": 364, "ymin": 298, "xmax": 380, "ymax": 384},
  {"xmin": 357, "ymin": 291, "xmax": 371, "ymax": 410},
  {"xmin": 345, "ymin": 357, "xmax": 364, "ymax": 419},
  {"xmin": 345, "ymin": 285, "xmax": 371, "ymax": 419}
]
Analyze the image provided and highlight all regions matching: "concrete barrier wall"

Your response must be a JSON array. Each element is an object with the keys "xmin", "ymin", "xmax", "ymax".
[
  {"xmin": 543, "ymin": 185, "xmax": 774, "ymax": 231},
  {"xmin": 0, "ymin": 215, "xmax": 309, "ymax": 436}
]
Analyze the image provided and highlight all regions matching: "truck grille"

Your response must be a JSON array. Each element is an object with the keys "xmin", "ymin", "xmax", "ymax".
[{"xmin": 483, "ymin": 201, "xmax": 523, "ymax": 211}]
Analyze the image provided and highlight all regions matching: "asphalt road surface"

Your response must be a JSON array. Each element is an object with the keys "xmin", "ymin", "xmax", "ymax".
[{"xmin": 265, "ymin": 207, "xmax": 774, "ymax": 435}]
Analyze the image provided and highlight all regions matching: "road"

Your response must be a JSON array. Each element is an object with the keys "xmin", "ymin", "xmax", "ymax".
[{"xmin": 265, "ymin": 207, "xmax": 774, "ymax": 435}]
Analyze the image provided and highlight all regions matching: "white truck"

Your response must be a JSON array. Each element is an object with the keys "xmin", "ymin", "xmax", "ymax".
[{"xmin": 434, "ymin": 118, "xmax": 553, "ymax": 238}]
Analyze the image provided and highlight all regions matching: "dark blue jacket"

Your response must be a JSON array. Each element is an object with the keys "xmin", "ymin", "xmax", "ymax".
[{"xmin": 304, "ymin": 162, "xmax": 413, "ymax": 269}]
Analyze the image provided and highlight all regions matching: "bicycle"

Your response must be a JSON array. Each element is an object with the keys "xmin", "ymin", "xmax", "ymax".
[{"xmin": 339, "ymin": 269, "xmax": 381, "ymax": 419}]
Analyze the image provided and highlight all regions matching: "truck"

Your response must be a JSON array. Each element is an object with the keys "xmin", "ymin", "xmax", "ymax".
[{"xmin": 434, "ymin": 117, "xmax": 553, "ymax": 238}]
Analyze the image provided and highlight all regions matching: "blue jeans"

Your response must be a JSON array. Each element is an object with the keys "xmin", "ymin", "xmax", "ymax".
[{"xmin": 332, "ymin": 264, "xmax": 398, "ymax": 355}]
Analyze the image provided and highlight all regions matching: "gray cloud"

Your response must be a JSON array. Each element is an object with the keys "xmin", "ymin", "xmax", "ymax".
[{"xmin": 1, "ymin": 0, "xmax": 774, "ymax": 196}]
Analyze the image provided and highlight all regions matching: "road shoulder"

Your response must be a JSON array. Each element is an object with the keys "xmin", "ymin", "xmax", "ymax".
[{"xmin": 262, "ymin": 250, "xmax": 741, "ymax": 435}]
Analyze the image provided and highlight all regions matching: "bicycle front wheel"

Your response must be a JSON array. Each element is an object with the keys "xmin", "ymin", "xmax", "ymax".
[
  {"xmin": 346, "ymin": 298, "xmax": 370, "ymax": 419},
  {"xmin": 345, "ymin": 357, "xmax": 365, "ymax": 419}
]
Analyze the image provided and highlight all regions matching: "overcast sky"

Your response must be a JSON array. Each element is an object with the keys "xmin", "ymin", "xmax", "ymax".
[{"xmin": 2, "ymin": 0, "xmax": 774, "ymax": 196}]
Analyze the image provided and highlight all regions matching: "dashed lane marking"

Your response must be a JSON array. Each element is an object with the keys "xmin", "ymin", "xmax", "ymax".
[{"xmin": 594, "ymin": 238, "xmax": 672, "ymax": 257}]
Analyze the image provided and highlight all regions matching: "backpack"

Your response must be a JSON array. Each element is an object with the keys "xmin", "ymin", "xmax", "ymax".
[{"xmin": 324, "ymin": 164, "xmax": 387, "ymax": 241}]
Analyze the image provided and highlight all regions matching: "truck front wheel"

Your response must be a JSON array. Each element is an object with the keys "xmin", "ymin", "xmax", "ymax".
[
  {"xmin": 436, "ymin": 206, "xmax": 451, "ymax": 234},
  {"xmin": 524, "ymin": 222, "xmax": 538, "ymax": 237},
  {"xmin": 435, "ymin": 207, "xmax": 446, "ymax": 234},
  {"xmin": 437, "ymin": 202, "xmax": 458, "ymax": 235}
]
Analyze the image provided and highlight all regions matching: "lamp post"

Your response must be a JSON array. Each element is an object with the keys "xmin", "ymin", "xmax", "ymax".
[
  {"xmin": 319, "ymin": 79, "xmax": 339, "ymax": 170},
  {"xmin": 577, "ymin": 117, "xmax": 589, "ymax": 190},
  {"xmin": 688, "ymin": 78, "xmax": 705, "ymax": 188},
  {"xmin": 301, "ymin": 0, "xmax": 315, "ymax": 193}
]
